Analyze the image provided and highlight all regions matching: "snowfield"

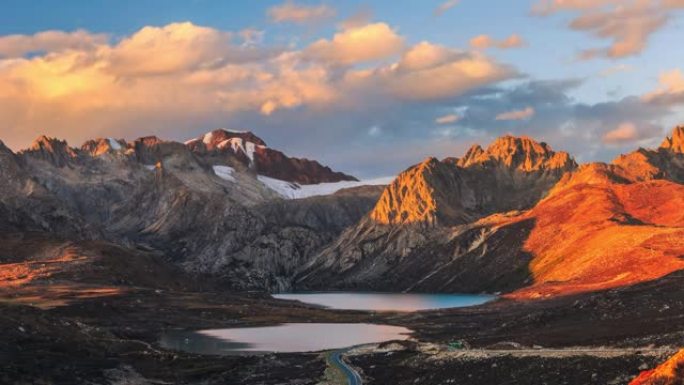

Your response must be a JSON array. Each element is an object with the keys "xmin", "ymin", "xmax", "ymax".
[
  {"xmin": 257, "ymin": 175, "xmax": 394, "ymax": 199},
  {"xmin": 212, "ymin": 164, "xmax": 392, "ymax": 199}
]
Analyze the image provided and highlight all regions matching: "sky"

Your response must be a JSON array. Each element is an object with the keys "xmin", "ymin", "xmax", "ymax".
[{"xmin": 1, "ymin": 0, "xmax": 684, "ymax": 177}]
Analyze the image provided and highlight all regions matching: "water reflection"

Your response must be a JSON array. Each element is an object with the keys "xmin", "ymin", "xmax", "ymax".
[
  {"xmin": 160, "ymin": 323, "xmax": 411, "ymax": 354},
  {"xmin": 273, "ymin": 292, "xmax": 495, "ymax": 311}
]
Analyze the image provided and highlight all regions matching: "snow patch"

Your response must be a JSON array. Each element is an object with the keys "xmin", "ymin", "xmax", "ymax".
[
  {"xmin": 144, "ymin": 164, "xmax": 156, "ymax": 171},
  {"xmin": 213, "ymin": 165, "xmax": 236, "ymax": 182},
  {"xmin": 259, "ymin": 176, "xmax": 394, "ymax": 199},
  {"xmin": 202, "ymin": 132, "xmax": 214, "ymax": 144},
  {"xmin": 108, "ymin": 138, "xmax": 121, "ymax": 151},
  {"xmin": 218, "ymin": 138, "xmax": 256, "ymax": 164}
]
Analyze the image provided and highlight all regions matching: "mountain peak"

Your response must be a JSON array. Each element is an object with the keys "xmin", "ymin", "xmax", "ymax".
[
  {"xmin": 23, "ymin": 135, "xmax": 78, "ymax": 167},
  {"xmin": 458, "ymin": 135, "xmax": 576, "ymax": 172},
  {"xmin": 188, "ymin": 129, "xmax": 267, "ymax": 150},
  {"xmin": 660, "ymin": 126, "xmax": 684, "ymax": 153},
  {"xmin": 81, "ymin": 138, "xmax": 127, "ymax": 156}
]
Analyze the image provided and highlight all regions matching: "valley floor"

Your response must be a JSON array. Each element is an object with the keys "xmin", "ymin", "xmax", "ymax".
[
  {"xmin": 3, "ymin": 272, "xmax": 684, "ymax": 384},
  {"xmin": 2, "ymin": 234, "xmax": 684, "ymax": 385}
]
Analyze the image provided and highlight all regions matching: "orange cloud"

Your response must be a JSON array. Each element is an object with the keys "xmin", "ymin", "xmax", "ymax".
[
  {"xmin": 603, "ymin": 122, "xmax": 638, "ymax": 143},
  {"xmin": 642, "ymin": 68, "xmax": 684, "ymax": 104},
  {"xmin": 496, "ymin": 107, "xmax": 535, "ymax": 121},
  {"xmin": 382, "ymin": 44, "xmax": 516, "ymax": 101},
  {"xmin": 307, "ymin": 23, "xmax": 404, "ymax": 65},
  {"xmin": 533, "ymin": 0, "xmax": 684, "ymax": 59},
  {"xmin": 435, "ymin": 114, "xmax": 461, "ymax": 124},
  {"xmin": 470, "ymin": 34, "xmax": 525, "ymax": 50},
  {"xmin": 268, "ymin": 1, "xmax": 336, "ymax": 24}
]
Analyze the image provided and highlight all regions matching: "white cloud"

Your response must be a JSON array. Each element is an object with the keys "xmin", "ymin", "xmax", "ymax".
[
  {"xmin": 495, "ymin": 107, "xmax": 535, "ymax": 121},
  {"xmin": 268, "ymin": 1, "xmax": 336, "ymax": 24}
]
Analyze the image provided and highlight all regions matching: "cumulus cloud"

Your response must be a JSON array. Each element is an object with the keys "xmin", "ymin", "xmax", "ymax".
[
  {"xmin": 268, "ymin": 1, "xmax": 336, "ymax": 24},
  {"xmin": 307, "ymin": 23, "xmax": 404, "ymax": 65},
  {"xmin": 642, "ymin": 68, "xmax": 684, "ymax": 104},
  {"xmin": 496, "ymin": 106, "xmax": 535, "ymax": 120},
  {"xmin": 435, "ymin": 114, "xmax": 461, "ymax": 124},
  {"xmin": 533, "ymin": 0, "xmax": 684, "ymax": 59},
  {"xmin": 434, "ymin": 0, "xmax": 460, "ymax": 16},
  {"xmin": 470, "ymin": 34, "xmax": 525, "ymax": 50},
  {"xmin": 0, "ymin": 29, "xmax": 108, "ymax": 58},
  {"xmin": 375, "ymin": 42, "xmax": 516, "ymax": 100},
  {"xmin": 0, "ymin": 21, "xmax": 517, "ymax": 153}
]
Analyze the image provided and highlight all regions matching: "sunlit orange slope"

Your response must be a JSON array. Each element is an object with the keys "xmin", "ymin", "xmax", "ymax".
[
  {"xmin": 629, "ymin": 349, "xmax": 684, "ymax": 385},
  {"xmin": 508, "ymin": 164, "xmax": 684, "ymax": 298},
  {"xmin": 507, "ymin": 127, "xmax": 684, "ymax": 298}
]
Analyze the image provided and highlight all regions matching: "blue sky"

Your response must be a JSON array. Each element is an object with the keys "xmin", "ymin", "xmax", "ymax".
[{"xmin": 1, "ymin": 0, "xmax": 683, "ymax": 177}]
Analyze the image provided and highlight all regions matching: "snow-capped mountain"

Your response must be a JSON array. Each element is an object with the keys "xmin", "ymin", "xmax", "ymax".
[{"xmin": 184, "ymin": 129, "xmax": 358, "ymax": 185}]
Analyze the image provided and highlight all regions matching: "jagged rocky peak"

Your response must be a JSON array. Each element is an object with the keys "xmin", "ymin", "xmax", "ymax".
[
  {"xmin": 660, "ymin": 126, "xmax": 684, "ymax": 153},
  {"xmin": 22, "ymin": 135, "xmax": 79, "ymax": 167},
  {"xmin": 458, "ymin": 135, "xmax": 576, "ymax": 172},
  {"xmin": 81, "ymin": 138, "xmax": 127, "ymax": 156}
]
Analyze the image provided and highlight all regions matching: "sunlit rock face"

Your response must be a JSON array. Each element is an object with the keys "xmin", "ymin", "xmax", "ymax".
[
  {"xmin": 185, "ymin": 129, "xmax": 357, "ymax": 185},
  {"xmin": 81, "ymin": 138, "xmax": 127, "ymax": 157},
  {"xmin": 21, "ymin": 135, "xmax": 79, "ymax": 168},
  {"xmin": 660, "ymin": 126, "xmax": 684, "ymax": 153},
  {"xmin": 370, "ymin": 136, "xmax": 576, "ymax": 226},
  {"xmin": 630, "ymin": 349, "xmax": 684, "ymax": 385}
]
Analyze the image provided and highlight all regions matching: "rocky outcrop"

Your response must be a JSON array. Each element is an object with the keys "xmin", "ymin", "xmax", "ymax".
[
  {"xmin": 660, "ymin": 126, "xmax": 684, "ymax": 153},
  {"xmin": 185, "ymin": 129, "xmax": 358, "ymax": 184},
  {"xmin": 370, "ymin": 136, "xmax": 576, "ymax": 226}
]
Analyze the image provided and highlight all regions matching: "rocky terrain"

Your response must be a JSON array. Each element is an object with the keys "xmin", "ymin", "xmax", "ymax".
[{"xmin": 1, "ymin": 129, "xmax": 381, "ymax": 292}]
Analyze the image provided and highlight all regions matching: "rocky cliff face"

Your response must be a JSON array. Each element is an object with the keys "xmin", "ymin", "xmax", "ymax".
[{"xmin": 296, "ymin": 129, "xmax": 684, "ymax": 297}]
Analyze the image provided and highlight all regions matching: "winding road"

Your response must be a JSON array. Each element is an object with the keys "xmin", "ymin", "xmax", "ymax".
[{"xmin": 330, "ymin": 348, "xmax": 363, "ymax": 385}]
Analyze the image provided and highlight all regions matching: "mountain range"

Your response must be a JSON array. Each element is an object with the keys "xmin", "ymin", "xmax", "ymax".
[{"xmin": 2, "ymin": 127, "xmax": 683, "ymax": 296}]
